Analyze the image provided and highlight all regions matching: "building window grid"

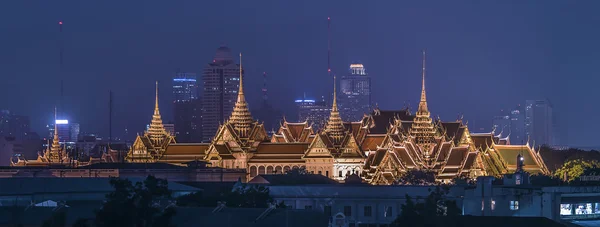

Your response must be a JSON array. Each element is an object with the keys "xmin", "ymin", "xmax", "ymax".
[{"xmin": 510, "ymin": 200, "xmax": 519, "ymax": 210}]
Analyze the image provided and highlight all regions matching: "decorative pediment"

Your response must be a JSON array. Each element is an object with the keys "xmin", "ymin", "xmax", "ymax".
[{"xmin": 304, "ymin": 135, "xmax": 333, "ymax": 158}]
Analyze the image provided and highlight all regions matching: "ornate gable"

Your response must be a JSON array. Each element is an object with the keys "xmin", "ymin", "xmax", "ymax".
[{"xmin": 303, "ymin": 134, "xmax": 333, "ymax": 158}]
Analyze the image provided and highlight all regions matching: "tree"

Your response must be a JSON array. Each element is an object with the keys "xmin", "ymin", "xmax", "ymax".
[
  {"xmin": 177, "ymin": 184, "xmax": 275, "ymax": 209},
  {"xmin": 392, "ymin": 186, "xmax": 459, "ymax": 226},
  {"xmin": 94, "ymin": 176, "xmax": 176, "ymax": 227},
  {"xmin": 396, "ymin": 169, "xmax": 437, "ymax": 185},
  {"xmin": 553, "ymin": 159, "xmax": 600, "ymax": 182},
  {"xmin": 41, "ymin": 211, "xmax": 66, "ymax": 227}
]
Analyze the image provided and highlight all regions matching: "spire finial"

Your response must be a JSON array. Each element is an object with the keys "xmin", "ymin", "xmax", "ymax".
[
  {"xmin": 421, "ymin": 50, "xmax": 426, "ymax": 102},
  {"xmin": 239, "ymin": 53, "xmax": 244, "ymax": 96},
  {"xmin": 155, "ymin": 81, "xmax": 159, "ymax": 112}
]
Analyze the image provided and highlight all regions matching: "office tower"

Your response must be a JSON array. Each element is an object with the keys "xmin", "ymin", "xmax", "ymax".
[
  {"xmin": 339, "ymin": 63, "xmax": 371, "ymax": 122},
  {"xmin": 525, "ymin": 100, "xmax": 554, "ymax": 146},
  {"xmin": 201, "ymin": 45, "xmax": 242, "ymax": 142},
  {"xmin": 53, "ymin": 119, "xmax": 79, "ymax": 143},
  {"xmin": 172, "ymin": 73, "xmax": 201, "ymax": 142},
  {"xmin": 510, "ymin": 105, "xmax": 526, "ymax": 145},
  {"xmin": 296, "ymin": 96, "xmax": 331, "ymax": 131},
  {"xmin": 173, "ymin": 73, "xmax": 198, "ymax": 102},
  {"xmin": 0, "ymin": 110, "xmax": 31, "ymax": 141},
  {"xmin": 492, "ymin": 109, "xmax": 511, "ymax": 135}
]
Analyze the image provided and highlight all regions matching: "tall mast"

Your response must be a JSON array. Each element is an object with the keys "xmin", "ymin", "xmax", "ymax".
[
  {"xmin": 59, "ymin": 21, "xmax": 64, "ymax": 119},
  {"xmin": 324, "ymin": 17, "xmax": 344, "ymax": 141}
]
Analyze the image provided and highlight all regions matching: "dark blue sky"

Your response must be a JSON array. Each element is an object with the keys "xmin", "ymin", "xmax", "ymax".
[{"xmin": 0, "ymin": 1, "xmax": 597, "ymax": 146}]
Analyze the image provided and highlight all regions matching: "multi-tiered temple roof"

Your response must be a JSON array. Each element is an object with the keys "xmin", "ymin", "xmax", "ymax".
[{"xmin": 126, "ymin": 82, "xmax": 176, "ymax": 163}]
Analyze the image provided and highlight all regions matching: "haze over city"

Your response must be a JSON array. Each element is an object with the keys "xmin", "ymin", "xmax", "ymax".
[{"xmin": 0, "ymin": 1, "xmax": 597, "ymax": 146}]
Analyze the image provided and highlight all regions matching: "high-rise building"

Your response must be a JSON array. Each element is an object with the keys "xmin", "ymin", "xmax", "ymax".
[
  {"xmin": 173, "ymin": 73, "xmax": 198, "ymax": 102},
  {"xmin": 52, "ymin": 120, "xmax": 79, "ymax": 143},
  {"xmin": 296, "ymin": 96, "xmax": 331, "ymax": 132},
  {"xmin": 339, "ymin": 63, "xmax": 371, "ymax": 122},
  {"xmin": 492, "ymin": 109, "xmax": 511, "ymax": 137},
  {"xmin": 0, "ymin": 110, "xmax": 31, "ymax": 141},
  {"xmin": 510, "ymin": 105, "xmax": 526, "ymax": 145},
  {"xmin": 525, "ymin": 100, "xmax": 554, "ymax": 146},
  {"xmin": 172, "ymin": 73, "xmax": 201, "ymax": 142},
  {"xmin": 201, "ymin": 45, "xmax": 242, "ymax": 142}
]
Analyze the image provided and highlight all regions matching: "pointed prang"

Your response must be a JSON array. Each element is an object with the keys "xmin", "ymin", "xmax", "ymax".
[
  {"xmin": 229, "ymin": 52, "xmax": 254, "ymax": 136},
  {"xmin": 154, "ymin": 81, "xmax": 160, "ymax": 115}
]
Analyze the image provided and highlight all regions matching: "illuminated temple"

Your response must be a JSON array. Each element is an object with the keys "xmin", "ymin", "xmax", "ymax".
[
  {"xmin": 144, "ymin": 51, "xmax": 549, "ymax": 184},
  {"xmin": 8, "ymin": 52, "xmax": 548, "ymax": 184},
  {"xmin": 126, "ymin": 81, "xmax": 176, "ymax": 163}
]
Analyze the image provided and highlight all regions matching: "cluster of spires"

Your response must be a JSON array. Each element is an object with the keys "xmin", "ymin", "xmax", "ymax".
[{"xmin": 136, "ymin": 17, "xmax": 435, "ymax": 147}]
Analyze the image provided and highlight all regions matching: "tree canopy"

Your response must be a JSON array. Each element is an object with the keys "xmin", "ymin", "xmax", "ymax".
[
  {"xmin": 553, "ymin": 159, "xmax": 600, "ymax": 182},
  {"xmin": 94, "ymin": 176, "xmax": 176, "ymax": 227},
  {"xmin": 392, "ymin": 186, "xmax": 460, "ymax": 226},
  {"xmin": 177, "ymin": 184, "xmax": 274, "ymax": 208}
]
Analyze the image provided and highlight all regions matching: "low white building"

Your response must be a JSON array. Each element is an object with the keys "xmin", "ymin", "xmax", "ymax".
[{"xmin": 463, "ymin": 173, "xmax": 600, "ymax": 221}]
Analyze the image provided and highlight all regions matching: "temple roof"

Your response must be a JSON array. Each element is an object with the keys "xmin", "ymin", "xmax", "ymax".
[{"xmin": 368, "ymin": 109, "xmax": 413, "ymax": 134}]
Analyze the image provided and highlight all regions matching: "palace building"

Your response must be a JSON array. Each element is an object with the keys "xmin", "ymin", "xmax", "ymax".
[
  {"xmin": 126, "ymin": 51, "xmax": 549, "ymax": 184},
  {"xmin": 126, "ymin": 81, "xmax": 176, "ymax": 163}
]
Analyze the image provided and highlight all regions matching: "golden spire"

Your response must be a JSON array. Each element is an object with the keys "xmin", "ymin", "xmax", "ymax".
[
  {"xmin": 148, "ymin": 81, "xmax": 166, "ymax": 144},
  {"xmin": 154, "ymin": 81, "xmax": 160, "ymax": 115},
  {"xmin": 410, "ymin": 50, "xmax": 436, "ymax": 146},
  {"xmin": 418, "ymin": 50, "xmax": 429, "ymax": 114},
  {"xmin": 52, "ymin": 107, "xmax": 60, "ymax": 150},
  {"xmin": 230, "ymin": 53, "xmax": 254, "ymax": 136},
  {"xmin": 325, "ymin": 74, "xmax": 345, "ymax": 142}
]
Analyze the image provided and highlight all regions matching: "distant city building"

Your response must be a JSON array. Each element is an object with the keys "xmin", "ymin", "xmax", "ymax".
[
  {"xmin": 525, "ymin": 100, "xmax": 554, "ymax": 146},
  {"xmin": 164, "ymin": 123, "xmax": 175, "ymax": 136},
  {"xmin": 50, "ymin": 120, "xmax": 79, "ymax": 143},
  {"xmin": 172, "ymin": 73, "xmax": 198, "ymax": 102},
  {"xmin": 492, "ymin": 109, "xmax": 511, "ymax": 141},
  {"xmin": 172, "ymin": 73, "xmax": 201, "ymax": 143},
  {"xmin": 201, "ymin": 45, "xmax": 241, "ymax": 142},
  {"xmin": 296, "ymin": 96, "xmax": 330, "ymax": 131},
  {"xmin": 510, "ymin": 105, "xmax": 526, "ymax": 145},
  {"xmin": 339, "ymin": 63, "xmax": 371, "ymax": 122},
  {"xmin": 0, "ymin": 110, "xmax": 31, "ymax": 141}
]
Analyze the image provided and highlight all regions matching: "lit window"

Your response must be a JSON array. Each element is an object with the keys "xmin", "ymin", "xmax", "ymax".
[
  {"xmin": 510, "ymin": 200, "xmax": 519, "ymax": 210},
  {"xmin": 491, "ymin": 199, "xmax": 496, "ymax": 211},
  {"xmin": 384, "ymin": 206, "xmax": 393, "ymax": 217}
]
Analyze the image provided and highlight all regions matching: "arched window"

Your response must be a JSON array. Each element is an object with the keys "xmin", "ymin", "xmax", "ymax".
[{"xmin": 250, "ymin": 166, "xmax": 258, "ymax": 177}]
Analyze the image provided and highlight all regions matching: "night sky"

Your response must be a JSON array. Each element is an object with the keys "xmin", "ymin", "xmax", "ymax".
[{"xmin": 0, "ymin": 1, "xmax": 597, "ymax": 146}]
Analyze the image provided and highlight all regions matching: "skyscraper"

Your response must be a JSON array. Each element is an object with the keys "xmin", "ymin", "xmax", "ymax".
[
  {"xmin": 201, "ymin": 45, "xmax": 242, "ymax": 142},
  {"xmin": 492, "ymin": 111, "xmax": 511, "ymax": 136},
  {"xmin": 525, "ymin": 100, "xmax": 554, "ymax": 146},
  {"xmin": 296, "ymin": 95, "xmax": 330, "ymax": 132},
  {"xmin": 339, "ymin": 63, "xmax": 371, "ymax": 122},
  {"xmin": 510, "ymin": 105, "xmax": 526, "ymax": 145},
  {"xmin": 172, "ymin": 73, "xmax": 201, "ymax": 142},
  {"xmin": 0, "ymin": 110, "xmax": 31, "ymax": 141}
]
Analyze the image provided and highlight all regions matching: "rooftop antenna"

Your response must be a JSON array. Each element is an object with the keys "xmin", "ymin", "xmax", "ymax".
[
  {"xmin": 262, "ymin": 72, "xmax": 268, "ymax": 105},
  {"xmin": 58, "ymin": 20, "xmax": 64, "ymax": 119}
]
